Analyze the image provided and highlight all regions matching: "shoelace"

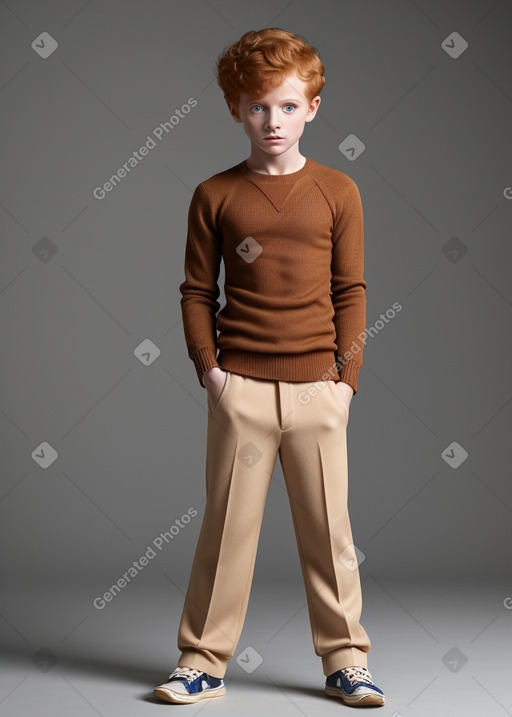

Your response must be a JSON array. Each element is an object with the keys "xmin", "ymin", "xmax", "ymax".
[
  {"xmin": 340, "ymin": 666, "xmax": 374, "ymax": 686},
  {"xmin": 168, "ymin": 666, "xmax": 202, "ymax": 682}
]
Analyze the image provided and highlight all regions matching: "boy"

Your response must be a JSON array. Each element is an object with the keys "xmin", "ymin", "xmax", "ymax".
[{"xmin": 154, "ymin": 27, "xmax": 385, "ymax": 707}]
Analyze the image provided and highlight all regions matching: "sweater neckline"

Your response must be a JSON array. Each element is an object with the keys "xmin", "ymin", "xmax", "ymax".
[{"xmin": 241, "ymin": 157, "xmax": 311, "ymax": 182}]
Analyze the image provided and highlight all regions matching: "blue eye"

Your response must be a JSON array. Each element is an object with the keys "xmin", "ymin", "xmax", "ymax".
[
  {"xmin": 250, "ymin": 105, "xmax": 263, "ymax": 113},
  {"xmin": 284, "ymin": 104, "xmax": 296, "ymax": 112}
]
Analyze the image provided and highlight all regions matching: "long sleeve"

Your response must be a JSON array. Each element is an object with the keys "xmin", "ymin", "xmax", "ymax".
[
  {"xmin": 179, "ymin": 183, "xmax": 222, "ymax": 388},
  {"xmin": 177, "ymin": 158, "xmax": 368, "ymax": 389},
  {"xmin": 330, "ymin": 177, "xmax": 367, "ymax": 394}
]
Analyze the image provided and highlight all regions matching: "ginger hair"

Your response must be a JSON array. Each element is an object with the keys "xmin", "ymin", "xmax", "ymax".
[{"xmin": 215, "ymin": 27, "xmax": 325, "ymax": 109}]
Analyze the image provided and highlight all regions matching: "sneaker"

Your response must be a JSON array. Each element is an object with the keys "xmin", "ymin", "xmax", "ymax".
[
  {"xmin": 153, "ymin": 666, "xmax": 226, "ymax": 704},
  {"xmin": 325, "ymin": 665, "xmax": 385, "ymax": 706}
]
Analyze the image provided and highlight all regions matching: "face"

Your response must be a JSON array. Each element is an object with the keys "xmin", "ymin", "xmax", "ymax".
[{"xmin": 227, "ymin": 71, "xmax": 321, "ymax": 158}]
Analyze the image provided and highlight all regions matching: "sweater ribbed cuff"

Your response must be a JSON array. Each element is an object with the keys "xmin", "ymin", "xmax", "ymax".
[
  {"xmin": 338, "ymin": 359, "xmax": 361, "ymax": 395},
  {"xmin": 192, "ymin": 347, "xmax": 219, "ymax": 388}
]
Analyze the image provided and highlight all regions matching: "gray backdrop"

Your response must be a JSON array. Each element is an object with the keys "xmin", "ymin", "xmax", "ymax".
[{"xmin": 1, "ymin": 1, "xmax": 512, "ymax": 714}]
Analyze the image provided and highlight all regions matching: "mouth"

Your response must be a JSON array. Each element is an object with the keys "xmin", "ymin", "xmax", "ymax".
[{"xmin": 263, "ymin": 136, "xmax": 284, "ymax": 140}]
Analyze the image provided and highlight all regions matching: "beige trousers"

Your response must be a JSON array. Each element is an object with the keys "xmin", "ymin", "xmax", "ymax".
[{"xmin": 177, "ymin": 370, "xmax": 371, "ymax": 678}]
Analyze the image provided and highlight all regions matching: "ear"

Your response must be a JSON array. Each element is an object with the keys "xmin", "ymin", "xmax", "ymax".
[
  {"xmin": 226, "ymin": 98, "xmax": 243, "ymax": 123},
  {"xmin": 305, "ymin": 95, "xmax": 321, "ymax": 123}
]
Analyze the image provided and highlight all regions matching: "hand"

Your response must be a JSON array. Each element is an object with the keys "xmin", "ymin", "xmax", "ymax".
[
  {"xmin": 334, "ymin": 381, "xmax": 353, "ymax": 418},
  {"xmin": 203, "ymin": 367, "xmax": 227, "ymax": 406}
]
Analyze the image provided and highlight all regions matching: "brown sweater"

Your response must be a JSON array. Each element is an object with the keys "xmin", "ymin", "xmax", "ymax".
[{"xmin": 179, "ymin": 156, "xmax": 367, "ymax": 394}]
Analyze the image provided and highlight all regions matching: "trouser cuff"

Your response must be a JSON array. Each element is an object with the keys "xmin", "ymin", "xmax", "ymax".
[
  {"xmin": 178, "ymin": 649, "xmax": 226, "ymax": 679},
  {"xmin": 322, "ymin": 646, "xmax": 369, "ymax": 676}
]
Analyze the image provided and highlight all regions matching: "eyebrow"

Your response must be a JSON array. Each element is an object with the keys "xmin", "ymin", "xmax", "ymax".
[{"xmin": 247, "ymin": 98, "xmax": 301, "ymax": 105}]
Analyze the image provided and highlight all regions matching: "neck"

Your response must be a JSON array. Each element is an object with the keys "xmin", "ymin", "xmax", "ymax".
[{"xmin": 245, "ymin": 147, "xmax": 306, "ymax": 175}]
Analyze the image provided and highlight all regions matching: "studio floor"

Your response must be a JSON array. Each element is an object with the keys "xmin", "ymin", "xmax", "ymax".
[{"xmin": 1, "ymin": 577, "xmax": 510, "ymax": 716}]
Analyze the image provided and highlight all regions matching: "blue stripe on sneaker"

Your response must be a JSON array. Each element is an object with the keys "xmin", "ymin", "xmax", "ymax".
[
  {"xmin": 326, "ymin": 670, "xmax": 385, "ymax": 696},
  {"xmin": 169, "ymin": 673, "xmax": 223, "ymax": 695}
]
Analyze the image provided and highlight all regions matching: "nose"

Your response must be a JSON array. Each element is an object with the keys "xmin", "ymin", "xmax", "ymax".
[{"xmin": 265, "ymin": 108, "xmax": 281, "ymax": 130}]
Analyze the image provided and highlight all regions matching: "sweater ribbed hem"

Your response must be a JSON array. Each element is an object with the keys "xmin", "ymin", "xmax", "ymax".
[{"xmin": 216, "ymin": 349, "xmax": 360, "ymax": 393}]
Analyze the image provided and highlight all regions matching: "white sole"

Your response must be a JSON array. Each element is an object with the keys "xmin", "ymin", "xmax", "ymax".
[
  {"xmin": 154, "ymin": 685, "xmax": 226, "ymax": 704},
  {"xmin": 325, "ymin": 684, "xmax": 385, "ymax": 706}
]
